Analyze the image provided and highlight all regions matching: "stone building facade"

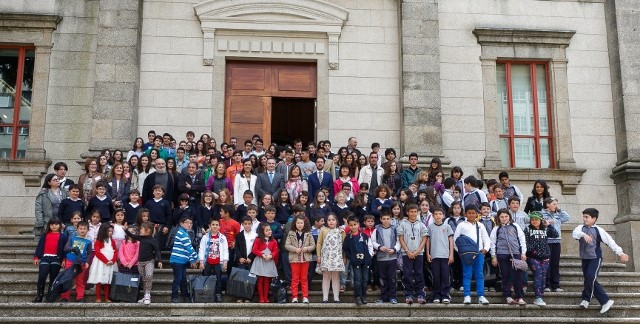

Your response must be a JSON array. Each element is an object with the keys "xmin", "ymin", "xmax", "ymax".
[{"xmin": 0, "ymin": 0, "xmax": 639, "ymax": 270}]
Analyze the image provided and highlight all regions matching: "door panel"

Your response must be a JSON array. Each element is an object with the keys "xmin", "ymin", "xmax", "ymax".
[
  {"xmin": 225, "ymin": 95, "xmax": 271, "ymax": 146},
  {"xmin": 272, "ymin": 64, "xmax": 316, "ymax": 97},
  {"xmin": 227, "ymin": 63, "xmax": 271, "ymax": 96}
]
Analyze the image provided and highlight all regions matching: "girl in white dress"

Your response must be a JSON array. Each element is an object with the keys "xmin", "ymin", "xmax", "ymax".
[
  {"xmin": 87, "ymin": 223, "xmax": 118, "ymax": 303},
  {"xmin": 316, "ymin": 213, "xmax": 346, "ymax": 303}
]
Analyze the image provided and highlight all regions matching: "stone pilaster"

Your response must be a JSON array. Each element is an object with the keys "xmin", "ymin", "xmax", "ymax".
[
  {"xmin": 606, "ymin": 0, "xmax": 640, "ymax": 271},
  {"xmin": 86, "ymin": 0, "xmax": 142, "ymax": 155},
  {"xmin": 400, "ymin": 0, "xmax": 446, "ymax": 163}
]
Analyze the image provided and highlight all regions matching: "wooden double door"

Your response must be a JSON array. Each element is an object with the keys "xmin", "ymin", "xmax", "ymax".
[{"xmin": 225, "ymin": 61, "xmax": 317, "ymax": 146}]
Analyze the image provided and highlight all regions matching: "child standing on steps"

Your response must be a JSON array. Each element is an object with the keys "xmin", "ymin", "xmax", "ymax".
[
  {"xmin": 118, "ymin": 227, "xmax": 140, "ymax": 275},
  {"xmin": 125, "ymin": 222, "xmax": 162, "ymax": 305},
  {"xmin": 524, "ymin": 211, "xmax": 559, "ymax": 306},
  {"xmin": 60, "ymin": 221, "xmax": 92, "ymax": 303},
  {"xmin": 489, "ymin": 208, "xmax": 526, "ymax": 306},
  {"xmin": 397, "ymin": 204, "xmax": 428, "ymax": 304},
  {"xmin": 285, "ymin": 214, "xmax": 315, "ymax": 303},
  {"xmin": 251, "ymin": 222, "xmax": 280, "ymax": 303},
  {"xmin": 426, "ymin": 207, "xmax": 454, "ymax": 304},
  {"xmin": 33, "ymin": 217, "xmax": 67, "ymax": 302},
  {"xmin": 343, "ymin": 215, "xmax": 374, "ymax": 306},
  {"xmin": 87, "ymin": 223, "xmax": 117, "ymax": 303},
  {"xmin": 573, "ymin": 208, "xmax": 629, "ymax": 314},
  {"xmin": 316, "ymin": 213, "xmax": 346, "ymax": 303}
]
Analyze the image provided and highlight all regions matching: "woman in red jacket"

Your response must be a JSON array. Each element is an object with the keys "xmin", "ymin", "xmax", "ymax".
[{"xmin": 250, "ymin": 223, "xmax": 279, "ymax": 303}]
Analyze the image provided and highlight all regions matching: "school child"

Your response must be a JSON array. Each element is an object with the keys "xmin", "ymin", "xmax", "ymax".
[
  {"xmin": 234, "ymin": 190, "xmax": 255, "ymax": 222},
  {"xmin": 370, "ymin": 184, "xmax": 392, "ymax": 222},
  {"xmin": 87, "ymin": 210, "xmax": 102, "ymax": 242},
  {"xmin": 498, "ymin": 171, "xmax": 524, "ymax": 202},
  {"xmin": 285, "ymin": 215, "xmax": 316, "ymax": 303},
  {"xmin": 419, "ymin": 200, "xmax": 433, "ymax": 227},
  {"xmin": 123, "ymin": 189, "xmax": 141, "ymax": 226},
  {"xmin": 489, "ymin": 208, "xmax": 527, "ymax": 305},
  {"xmin": 479, "ymin": 202, "xmax": 498, "ymax": 291},
  {"xmin": 219, "ymin": 204, "xmax": 241, "ymax": 274},
  {"xmin": 60, "ymin": 221, "xmax": 92, "ymax": 302},
  {"xmin": 332, "ymin": 192, "xmax": 351, "ymax": 224},
  {"xmin": 251, "ymin": 222, "xmax": 280, "ymax": 303},
  {"xmin": 573, "ymin": 208, "xmax": 629, "ymax": 314},
  {"xmin": 86, "ymin": 181, "xmax": 114, "ymax": 223},
  {"xmin": 196, "ymin": 191, "xmax": 218, "ymax": 237},
  {"xmin": 198, "ymin": 218, "xmax": 229, "ymax": 303},
  {"xmin": 397, "ymin": 204, "xmax": 428, "ymax": 304},
  {"xmin": 508, "ymin": 197, "xmax": 528, "ymax": 230},
  {"xmin": 111, "ymin": 208, "xmax": 127, "ymax": 249},
  {"xmin": 118, "ymin": 227, "xmax": 140, "ymax": 275},
  {"xmin": 144, "ymin": 184, "xmax": 172, "ymax": 249},
  {"xmin": 171, "ymin": 194, "xmax": 195, "ymax": 228},
  {"xmin": 33, "ymin": 217, "xmax": 67, "ymax": 302},
  {"xmin": 541, "ymin": 197, "xmax": 571, "ymax": 292},
  {"xmin": 390, "ymin": 201, "xmax": 403, "ymax": 227},
  {"xmin": 125, "ymin": 222, "xmax": 162, "ymax": 304},
  {"xmin": 350, "ymin": 191, "xmax": 369, "ymax": 225},
  {"xmin": 525, "ymin": 211, "xmax": 559, "ymax": 306},
  {"xmin": 441, "ymin": 178, "xmax": 456, "ymax": 213},
  {"xmin": 426, "ymin": 207, "xmax": 454, "ymax": 304},
  {"xmin": 316, "ymin": 213, "xmax": 346, "ymax": 303},
  {"xmin": 263, "ymin": 206, "xmax": 283, "ymax": 242},
  {"xmin": 454, "ymin": 205, "xmax": 491, "ymax": 305},
  {"xmin": 275, "ymin": 189, "xmax": 292, "ymax": 225},
  {"xmin": 245, "ymin": 204, "xmax": 260, "ymax": 233},
  {"xmin": 169, "ymin": 216, "xmax": 198, "ymax": 303},
  {"xmin": 371, "ymin": 211, "xmax": 400, "ymax": 304},
  {"xmin": 490, "ymin": 185, "xmax": 508, "ymax": 213},
  {"xmin": 308, "ymin": 214, "xmax": 325, "ymax": 287},
  {"xmin": 257, "ymin": 194, "xmax": 274, "ymax": 222},
  {"xmin": 310, "ymin": 190, "xmax": 331, "ymax": 219},
  {"xmin": 87, "ymin": 223, "xmax": 118, "ymax": 303},
  {"xmin": 361, "ymin": 215, "xmax": 377, "ymax": 291},
  {"xmin": 462, "ymin": 176, "xmax": 488, "ymax": 211},
  {"xmin": 135, "ymin": 208, "xmax": 151, "ymax": 231},
  {"xmin": 234, "ymin": 216, "xmax": 257, "ymax": 303},
  {"xmin": 58, "ymin": 184, "xmax": 85, "ymax": 226},
  {"xmin": 343, "ymin": 215, "xmax": 374, "ymax": 305},
  {"xmin": 63, "ymin": 212, "xmax": 82, "ymax": 239},
  {"xmin": 446, "ymin": 201, "xmax": 465, "ymax": 290}
]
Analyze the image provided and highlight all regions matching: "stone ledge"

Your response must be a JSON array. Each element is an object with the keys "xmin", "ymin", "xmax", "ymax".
[
  {"xmin": 0, "ymin": 13, "xmax": 61, "ymax": 30},
  {"xmin": 478, "ymin": 167, "xmax": 586, "ymax": 195},
  {"xmin": 473, "ymin": 28, "xmax": 575, "ymax": 47},
  {"xmin": 0, "ymin": 159, "xmax": 51, "ymax": 187}
]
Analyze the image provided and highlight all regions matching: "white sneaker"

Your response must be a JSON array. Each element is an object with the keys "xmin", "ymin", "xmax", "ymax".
[
  {"xmin": 463, "ymin": 296, "xmax": 471, "ymax": 304},
  {"xmin": 478, "ymin": 296, "xmax": 490, "ymax": 305},
  {"xmin": 144, "ymin": 297, "xmax": 151, "ymax": 305},
  {"xmin": 534, "ymin": 298, "xmax": 546, "ymax": 306},
  {"xmin": 302, "ymin": 297, "xmax": 309, "ymax": 304},
  {"xmin": 544, "ymin": 288, "xmax": 551, "ymax": 292},
  {"xmin": 459, "ymin": 287, "xmax": 464, "ymax": 292},
  {"xmin": 442, "ymin": 298, "xmax": 450, "ymax": 304},
  {"xmin": 291, "ymin": 297, "xmax": 298, "ymax": 303},
  {"xmin": 433, "ymin": 299, "xmax": 440, "ymax": 304},
  {"xmin": 580, "ymin": 300, "xmax": 589, "ymax": 309},
  {"xmin": 600, "ymin": 300, "xmax": 614, "ymax": 314},
  {"xmin": 517, "ymin": 298, "xmax": 527, "ymax": 306}
]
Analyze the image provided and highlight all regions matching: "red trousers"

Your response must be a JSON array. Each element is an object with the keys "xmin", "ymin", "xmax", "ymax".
[
  {"xmin": 256, "ymin": 276, "xmax": 272, "ymax": 303},
  {"xmin": 290, "ymin": 262, "xmax": 310, "ymax": 298},
  {"xmin": 60, "ymin": 262, "xmax": 87, "ymax": 301}
]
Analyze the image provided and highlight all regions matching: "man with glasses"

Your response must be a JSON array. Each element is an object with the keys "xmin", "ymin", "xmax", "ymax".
[
  {"xmin": 358, "ymin": 152, "xmax": 384, "ymax": 194},
  {"xmin": 142, "ymin": 158, "xmax": 177, "ymax": 205}
]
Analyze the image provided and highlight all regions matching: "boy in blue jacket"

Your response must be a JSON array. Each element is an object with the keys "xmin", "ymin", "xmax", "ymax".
[{"xmin": 343, "ymin": 215, "xmax": 374, "ymax": 305}]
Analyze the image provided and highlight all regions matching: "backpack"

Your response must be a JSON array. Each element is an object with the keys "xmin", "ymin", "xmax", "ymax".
[{"xmin": 455, "ymin": 223, "xmax": 480, "ymax": 266}]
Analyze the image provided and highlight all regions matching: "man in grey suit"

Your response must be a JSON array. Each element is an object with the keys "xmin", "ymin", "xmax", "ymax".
[{"xmin": 255, "ymin": 158, "xmax": 285, "ymax": 204}]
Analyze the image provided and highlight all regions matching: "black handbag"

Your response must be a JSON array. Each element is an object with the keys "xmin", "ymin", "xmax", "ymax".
[
  {"xmin": 269, "ymin": 277, "xmax": 288, "ymax": 304},
  {"xmin": 189, "ymin": 275, "xmax": 217, "ymax": 303},
  {"xmin": 109, "ymin": 272, "xmax": 141, "ymax": 302},
  {"xmin": 226, "ymin": 267, "xmax": 257, "ymax": 299}
]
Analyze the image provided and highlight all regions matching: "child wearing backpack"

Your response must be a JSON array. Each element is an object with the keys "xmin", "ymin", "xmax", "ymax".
[
  {"xmin": 524, "ymin": 211, "xmax": 559, "ymax": 306},
  {"xmin": 454, "ymin": 205, "xmax": 491, "ymax": 305},
  {"xmin": 490, "ymin": 208, "xmax": 527, "ymax": 305},
  {"xmin": 573, "ymin": 208, "xmax": 629, "ymax": 314}
]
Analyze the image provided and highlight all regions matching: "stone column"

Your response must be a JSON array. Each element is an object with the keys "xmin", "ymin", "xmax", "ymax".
[
  {"xmin": 606, "ymin": 0, "xmax": 640, "ymax": 271},
  {"xmin": 400, "ymin": 0, "xmax": 446, "ymax": 164},
  {"xmin": 86, "ymin": 0, "xmax": 143, "ymax": 155}
]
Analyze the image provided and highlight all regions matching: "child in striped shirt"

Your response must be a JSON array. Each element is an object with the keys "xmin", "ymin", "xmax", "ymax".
[{"xmin": 168, "ymin": 216, "xmax": 197, "ymax": 303}]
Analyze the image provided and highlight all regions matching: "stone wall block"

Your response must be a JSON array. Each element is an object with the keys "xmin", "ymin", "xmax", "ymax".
[
  {"xmin": 96, "ymin": 46, "xmax": 137, "ymax": 64},
  {"xmin": 94, "ymin": 82, "xmax": 136, "ymax": 103},
  {"xmin": 100, "ymin": 9, "xmax": 140, "ymax": 29},
  {"xmin": 97, "ymin": 27, "xmax": 139, "ymax": 46}
]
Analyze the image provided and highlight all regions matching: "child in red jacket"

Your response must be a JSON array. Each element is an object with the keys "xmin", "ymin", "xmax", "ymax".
[
  {"xmin": 87, "ymin": 223, "xmax": 118, "ymax": 302},
  {"xmin": 251, "ymin": 222, "xmax": 279, "ymax": 303}
]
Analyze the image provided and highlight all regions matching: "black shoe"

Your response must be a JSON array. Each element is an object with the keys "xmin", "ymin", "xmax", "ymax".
[
  {"xmin": 33, "ymin": 295, "xmax": 43, "ymax": 303},
  {"xmin": 215, "ymin": 294, "xmax": 223, "ymax": 303},
  {"xmin": 355, "ymin": 297, "xmax": 363, "ymax": 306},
  {"xmin": 60, "ymin": 298, "xmax": 69, "ymax": 303},
  {"xmin": 76, "ymin": 299, "xmax": 85, "ymax": 303},
  {"xmin": 171, "ymin": 298, "xmax": 179, "ymax": 303},
  {"xmin": 361, "ymin": 297, "xmax": 367, "ymax": 304},
  {"xmin": 334, "ymin": 299, "xmax": 340, "ymax": 304},
  {"xmin": 182, "ymin": 297, "xmax": 191, "ymax": 303}
]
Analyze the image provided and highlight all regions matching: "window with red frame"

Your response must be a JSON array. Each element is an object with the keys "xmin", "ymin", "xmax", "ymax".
[
  {"xmin": 0, "ymin": 46, "xmax": 34, "ymax": 159},
  {"xmin": 496, "ymin": 62, "xmax": 554, "ymax": 168}
]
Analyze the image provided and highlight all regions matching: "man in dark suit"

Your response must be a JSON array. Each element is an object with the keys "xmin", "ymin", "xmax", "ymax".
[
  {"xmin": 142, "ymin": 158, "xmax": 178, "ymax": 206},
  {"xmin": 178, "ymin": 162, "xmax": 206, "ymax": 203},
  {"xmin": 307, "ymin": 156, "xmax": 334, "ymax": 202},
  {"xmin": 255, "ymin": 158, "xmax": 285, "ymax": 204}
]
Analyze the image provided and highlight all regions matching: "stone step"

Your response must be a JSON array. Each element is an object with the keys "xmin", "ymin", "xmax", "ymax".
[
  {"xmin": 0, "ymin": 303, "xmax": 638, "ymax": 319},
  {"xmin": 0, "ymin": 284, "xmax": 640, "ymax": 307}
]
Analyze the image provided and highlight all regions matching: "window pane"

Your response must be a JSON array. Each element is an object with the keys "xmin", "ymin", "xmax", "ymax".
[
  {"xmin": 20, "ymin": 50, "xmax": 34, "ymax": 123},
  {"xmin": 539, "ymin": 138, "xmax": 550, "ymax": 168},
  {"xmin": 0, "ymin": 49, "xmax": 19, "ymax": 125},
  {"xmin": 514, "ymin": 137, "xmax": 535, "ymax": 168},
  {"xmin": 0, "ymin": 127, "xmax": 12, "ymax": 158},
  {"xmin": 496, "ymin": 64, "xmax": 509, "ymax": 134},
  {"xmin": 499, "ymin": 137, "xmax": 511, "ymax": 168},
  {"xmin": 511, "ymin": 65, "xmax": 534, "ymax": 135},
  {"xmin": 536, "ymin": 65, "xmax": 549, "ymax": 136}
]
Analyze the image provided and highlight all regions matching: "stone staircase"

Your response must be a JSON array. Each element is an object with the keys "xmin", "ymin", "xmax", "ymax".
[{"xmin": 0, "ymin": 234, "xmax": 639, "ymax": 323}]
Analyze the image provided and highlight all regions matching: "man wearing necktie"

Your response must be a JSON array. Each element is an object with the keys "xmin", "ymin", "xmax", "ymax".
[
  {"xmin": 178, "ymin": 162, "xmax": 205, "ymax": 203},
  {"xmin": 256, "ymin": 158, "xmax": 284, "ymax": 205},
  {"xmin": 308, "ymin": 156, "xmax": 333, "ymax": 203}
]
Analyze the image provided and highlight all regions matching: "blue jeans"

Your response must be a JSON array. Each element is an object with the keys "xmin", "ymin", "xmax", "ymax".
[
  {"xmin": 171, "ymin": 263, "xmax": 189, "ymax": 299},
  {"xmin": 352, "ymin": 264, "xmax": 369, "ymax": 298},
  {"xmin": 462, "ymin": 252, "xmax": 485, "ymax": 297}
]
